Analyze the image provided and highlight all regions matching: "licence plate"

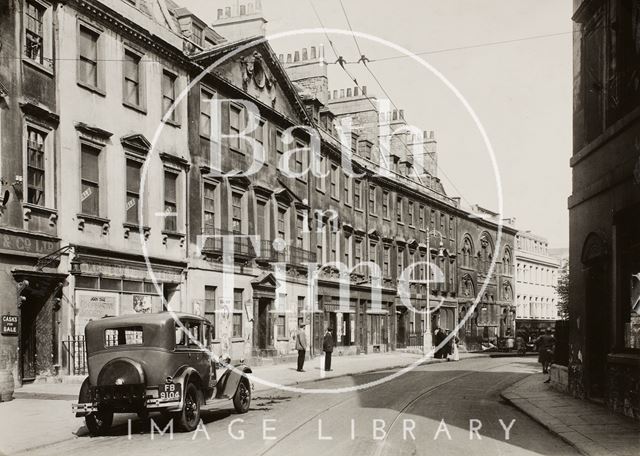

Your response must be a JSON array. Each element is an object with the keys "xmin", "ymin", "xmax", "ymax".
[{"xmin": 159, "ymin": 383, "xmax": 181, "ymax": 402}]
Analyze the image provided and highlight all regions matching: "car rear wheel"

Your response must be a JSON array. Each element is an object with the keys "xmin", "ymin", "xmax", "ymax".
[
  {"xmin": 174, "ymin": 382, "xmax": 202, "ymax": 432},
  {"xmin": 233, "ymin": 378, "xmax": 251, "ymax": 414},
  {"xmin": 85, "ymin": 409, "xmax": 113, "ymax": 436}
]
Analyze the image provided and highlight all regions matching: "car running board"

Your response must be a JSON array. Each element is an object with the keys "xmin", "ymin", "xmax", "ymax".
[{"xmin": 200, "ymin": 398, "xmax": 233, "ymax": 412}]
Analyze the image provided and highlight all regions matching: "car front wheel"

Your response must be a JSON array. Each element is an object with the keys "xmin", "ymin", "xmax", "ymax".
[
  {"xmin": 233, "ymin": 378, "xmax": 251, "ymax": 414},
  {"xmin": 174, "ymin": 382, "xmax": 202, "ymax": 432}
]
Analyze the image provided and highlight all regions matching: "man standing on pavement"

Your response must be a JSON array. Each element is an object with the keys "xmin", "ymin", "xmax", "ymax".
[
  {"xmin": 296, "ymin": 323, "xmax": 308, "ymax": 372},
  {"xmin": 323, "ymin": 327, "xmax": 335, "ymax": 371}
]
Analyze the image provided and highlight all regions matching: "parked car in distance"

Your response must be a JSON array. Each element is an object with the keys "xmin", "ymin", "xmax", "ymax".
[{"xmin": 73, "ymin": 312, "xmax": 252, "ymax": 435}]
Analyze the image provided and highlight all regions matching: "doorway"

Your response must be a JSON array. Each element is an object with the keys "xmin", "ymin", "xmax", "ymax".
[
  {"xmin": 257, "ymin": 298, "xmax": 272, "ymax": 350},
  {"xmin": 584, "ymin": 261, "xmax": 608, "ymax": 398}
]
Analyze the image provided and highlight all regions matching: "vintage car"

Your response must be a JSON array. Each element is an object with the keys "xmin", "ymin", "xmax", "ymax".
[{"xmin": 72, "ymin": 312, "xmax": 252, "ymax": 434}]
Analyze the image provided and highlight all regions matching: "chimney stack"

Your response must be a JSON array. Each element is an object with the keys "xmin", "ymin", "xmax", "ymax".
[{"xmin": 210, "ymin": 1, "xmax": 267, "ymax": 42}]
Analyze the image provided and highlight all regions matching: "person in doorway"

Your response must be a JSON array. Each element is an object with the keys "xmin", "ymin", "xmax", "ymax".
[
  {"xmin": 535, "ymin": 328, "xmax": 555, "ymax": 374},
  {"xmin": 323, "ymin": 327, "xmax": 335, "ymax": 371},
  {"xmin": 434, "ymin": 327, "xmax": 446, "ymax": 359},
  {"xmin": 296, "ymin": 323, "xmax": 308, "ymax": 372}
]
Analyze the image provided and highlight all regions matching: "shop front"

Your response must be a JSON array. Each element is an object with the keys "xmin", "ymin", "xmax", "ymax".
[
  {"xmin": 62, "ymin": 249, "xmax": 185, "ymax": 375},
  {"xmin": 0, "ymin": 228, "xmax": 62, "ymax": 385}
]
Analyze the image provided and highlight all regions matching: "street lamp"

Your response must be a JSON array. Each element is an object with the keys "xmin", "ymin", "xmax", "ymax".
[{"xmin": 424, "ymin": 229, "xmax": 445, "ymax": 357}]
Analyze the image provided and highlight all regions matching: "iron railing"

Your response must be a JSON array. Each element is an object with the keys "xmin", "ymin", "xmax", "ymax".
[
  {"xmin": 201, "ymin": 228, "xmax": 256, "ymax": 258},
  {"xmin": 63, "ymin": 336, "xmax": 87, "ymax": 376},
  {"xmin": 288, "ymin": 245, "xmax": 316, "ymax": 265}
]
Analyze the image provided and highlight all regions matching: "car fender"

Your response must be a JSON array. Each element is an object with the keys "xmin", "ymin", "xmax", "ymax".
[
  {"xmin": 163, "ymin": 366, "xmax": 203, "ymax": 411},
  {"xmin": 216, "ymin": 365, "xmax": 252, "ymax": 399},
  {"xmin": 75, "ymin": 377, "xmax": 92, "ymax": 417}
]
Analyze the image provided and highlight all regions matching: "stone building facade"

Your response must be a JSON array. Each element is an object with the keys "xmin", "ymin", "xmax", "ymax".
[
  {"xmin": 514, "ymin": 231, "xmax": 560, "ymax": 338},
  {"xmin": 570, "ymin": 0, "xmax": 640, "ymax": 419},
  {"xmin": 0, "ymin": 0, "xmax": 517, "ymax": 383}
]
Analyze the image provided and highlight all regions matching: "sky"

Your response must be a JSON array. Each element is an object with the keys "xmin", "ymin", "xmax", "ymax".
[{"xmin": 181, "ymin": 0, "xmax": 574, "ymax": 248}]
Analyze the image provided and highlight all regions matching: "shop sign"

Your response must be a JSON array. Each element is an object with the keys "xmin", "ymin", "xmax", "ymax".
[
  {"xmin": 0, "ymin": 231, "xmax": 58, "ymax": 255},
  {"xmin": 1, "ymin": 314, "xmax": 19, "ymax": 336}
]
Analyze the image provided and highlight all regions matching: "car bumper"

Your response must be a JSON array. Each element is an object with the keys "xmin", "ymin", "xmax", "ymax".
[{"xmin": 73, "ymin": 384, "xmax": 181, "ymax": 416}]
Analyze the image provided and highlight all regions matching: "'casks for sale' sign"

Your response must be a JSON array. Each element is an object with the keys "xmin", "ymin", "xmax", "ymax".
[{"xmin": 1, "ymin": 315, "xmax": 19, "ymax": 336}]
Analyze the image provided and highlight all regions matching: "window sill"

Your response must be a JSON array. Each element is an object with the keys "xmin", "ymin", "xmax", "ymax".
[
  {"xmin": 22, "ymin": 57, "xmax": 54, "ymax": 77},
  {"xmin": 316, "ymin": 187, "xmax": 326, "ymax": 194},
  {"xmin": 296, "ymin": 177, "xmax": 307, "ymax": 185},
  {"xmin": 123, "ymin": 222, "xmax": 150, "ymax": 240},
  {"xmin": 22, "ymin": 203, "xmax": 58, "ymax": 226},
  {"xmin": 77, "ymin": 213, "xmax": 110, "ymax": 234},
  {"xmin": 162, "ymin": 118, "xmax": 181, "ymax": 128},
  {"xmin": 354, "ymin": 207, "xmax": 364, "ymax": 213},
  {"xmin": 607, "ymin": 352, "xmax": 640, "ymax": 367},
  {"xmin": 370, "ymin": 213, "xmax": 378, "ymax": 218},
  {"xmin": 397, "ymin": 221, "xmax": 405, "ymax": 226},
  {"xmin": 330, "ymin": 195, "xmax": 340, "ymax": 202},
  {"xmin": 122, "ymin": 100, "xmax": 147, "ymax": 115},
  {"xmin": 162, "ymin": 230, "xmax": 186, "ymax": 247},
  {"xmin": 77, "ymin": 81, "xmax": 106, "ymax": 97},
  {"xmin": 276, "ymin": 337, "xmax": 289, "ymax": 342}
]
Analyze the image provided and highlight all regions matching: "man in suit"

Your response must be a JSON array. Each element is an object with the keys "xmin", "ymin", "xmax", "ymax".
[
  {"xmin": 296, "ymin": 323, "xmax": 308, "ymax": 372},
  {"xmin": 323, "ymin": 327, "xmax": 335, "ymax": 371}
]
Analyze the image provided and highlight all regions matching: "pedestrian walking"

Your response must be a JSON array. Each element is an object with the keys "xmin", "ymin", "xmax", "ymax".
[
  {"xmin": 448, "ymin": 332, "xmax": 460, "ymax": 361},
  {"xmin": 295, "ymin": 323, "xmax": 308, "ymax": 372},
  {"xmin": 322, "ymin": 327, "xmax": 335, "ymax": 371},
  {"xmin": 535, "ymin": 328, "xmax": 555, "ymax": 374}
]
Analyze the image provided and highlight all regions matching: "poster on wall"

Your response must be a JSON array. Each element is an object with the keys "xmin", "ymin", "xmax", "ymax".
[
  {"xmin": 119, "ymin": 294, "xmax": 162, "ymax": 315},
  {"xmin": 75, "ymin": 291, "xmax": 119, "ymax": 336}
]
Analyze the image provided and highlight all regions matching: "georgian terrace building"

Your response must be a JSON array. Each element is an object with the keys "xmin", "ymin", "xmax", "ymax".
[{"xmin": 0, "ymin": 0, "xmax": 517, "ymax": 382}]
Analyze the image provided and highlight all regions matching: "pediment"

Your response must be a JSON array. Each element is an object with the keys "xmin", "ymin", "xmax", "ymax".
[
  {"xmin": 121, "ymin": 133, "xmax": 151, "ymax": 155},
  {"xmin": 251, "ymin": 272, "xmax": 280, "ymax": 289},
  {"xmin": 194, "ymin": 38, "xmax": 312, "ymax": 127},
  {"xmin": 273, "ymin": 179, "xmax": 301, "ymax": 205}
]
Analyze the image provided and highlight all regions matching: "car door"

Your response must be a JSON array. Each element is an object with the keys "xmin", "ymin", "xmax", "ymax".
[{"xmin": 176, "ymin": 319, "xmax": 209, "ymax": 385}]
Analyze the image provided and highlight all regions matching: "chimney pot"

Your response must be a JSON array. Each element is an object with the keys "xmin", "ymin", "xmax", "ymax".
[
  {"xmin": 392, "ymin": 110, "xmax": 398, "ymax": 120},
  {"xmin": 286, "ymin": 53, "xmax": 292, "ymax": 63},
  {"xmin": 333, "ymin": 90, "xmax": 338, "ymax": 99},
  {"xmin": 354, "ymin": 87, "xmax": 359, "ymax": 96},
  {"xmin": 256, "ymin": 0, "xmax": 262, "ymax": 12},
  {"xmin": 399, "ymin": 109, "xmax": 405, "ymax": 119},
  {"xmin": 217, "ymin": 8, "xmax": 223, "ymax": 19},
  {"xmin": 362, "ymin": 86, "xmax": 367, "ymax": 95},
  {"xmin": 294, "ymin": 51, "xmax": 300, "ymax": 62},
  {"xmin": 302, "ymin": 48, "xmax": 308, "ymax": 60},
  {"xmin": 310, "ymin": 46, "xmax": 317, "ymax": 59},
  {"xmin": 328, "ymin": 92, "xmax": 331, "ymax": 100},
  {"xmin": 340, "ymin": 89, "xmax": 345, "ymax": 98},
  {"xmin": 240, "ymin": 4, "xmax": 246, "ymax": 15},
  {"xmin": 248, "ymin": 2, "xmax": 254, "ymax": 14},
  {"xmin": 346, "ymin": 88, "xmax": 352, "ymax": 97},
  {"xmin": 225, "ymin": 7, "xmax": 231, "ymax": 17}
]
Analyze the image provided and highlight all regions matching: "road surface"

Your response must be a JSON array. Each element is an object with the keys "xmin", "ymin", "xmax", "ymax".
[{"xmin": 19, "ymin": 357, "xmax": 579, "ymax": 456}]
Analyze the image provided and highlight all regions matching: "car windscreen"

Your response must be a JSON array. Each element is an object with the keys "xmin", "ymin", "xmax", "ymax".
[{"xmin": 104, "ymin": 326, "xmax": 144, "ymax": 348}]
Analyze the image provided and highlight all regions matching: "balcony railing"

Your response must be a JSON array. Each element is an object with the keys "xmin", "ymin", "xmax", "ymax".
[
  {"xmin": 201, "ymin": 227, "xmax": 255, "ymax": 258},
  {"xmin": 288, "ymin": 245, "xmax": 316, "ymax": 265}
]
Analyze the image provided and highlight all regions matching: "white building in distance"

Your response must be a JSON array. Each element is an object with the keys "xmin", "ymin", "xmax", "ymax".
[{"xmin": 514, "ymin": 231, "xmax": 561, "ymax": 336}]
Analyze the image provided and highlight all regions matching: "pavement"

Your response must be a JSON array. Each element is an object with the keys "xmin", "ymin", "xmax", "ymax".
[
  {"xmin": 501, "ymin": 372, "xmax": 640, "ymax": 456},
  {"xmin": 0, "ymin": 351, "xmax": 480, "ymax": 455}
]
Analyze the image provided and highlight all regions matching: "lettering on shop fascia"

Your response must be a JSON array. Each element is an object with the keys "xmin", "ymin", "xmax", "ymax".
[{"xmin": 0, "ymin": 229, "xmax": 59, "ymax": 256}]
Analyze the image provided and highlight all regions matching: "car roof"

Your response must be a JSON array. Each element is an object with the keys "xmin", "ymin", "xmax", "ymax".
[{"xmin": 86, "ymin": 312, "xmax": 207, "ymax": 330}]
